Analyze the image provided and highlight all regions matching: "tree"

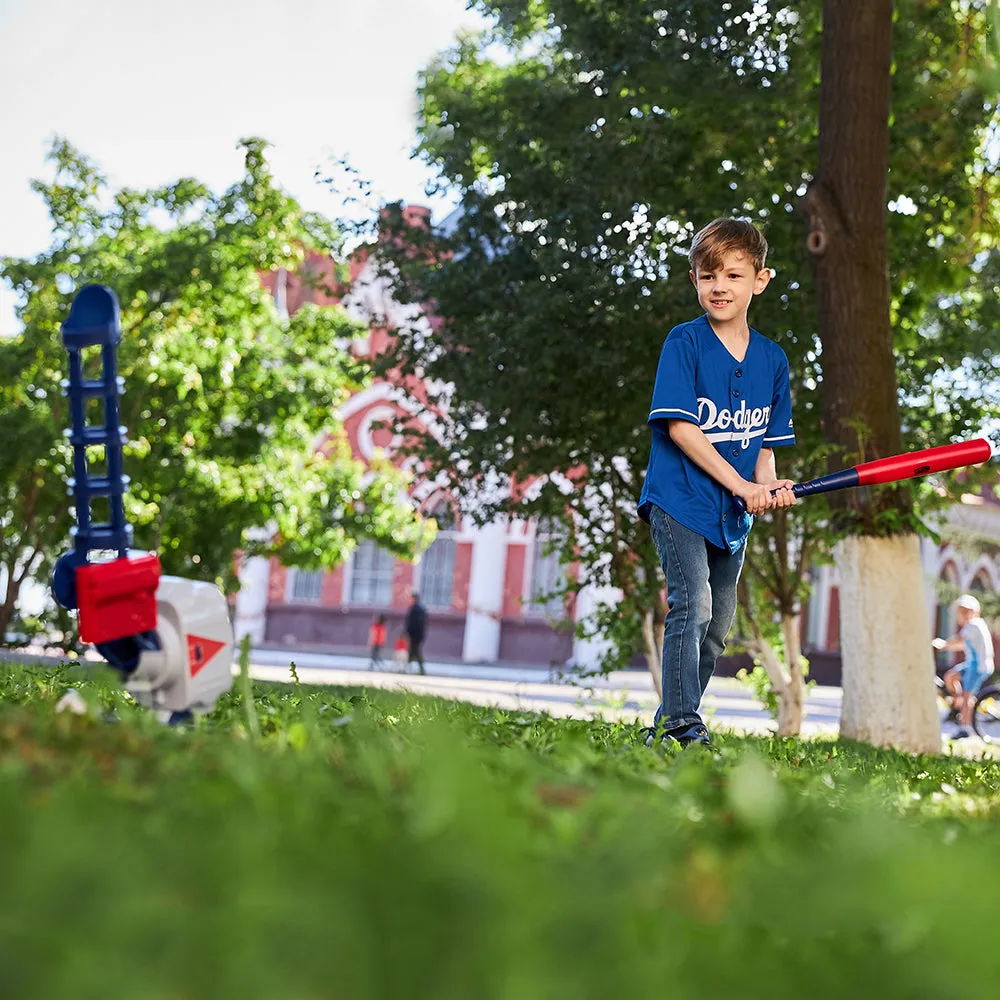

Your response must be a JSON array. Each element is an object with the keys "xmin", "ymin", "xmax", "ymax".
[
  {"xmin": 0, "ymin": 139, "xmax": 427, "ymax": 645},
  {"xmin": 339, "ymin": 1, "xmax": 826, "ymax": 701},
  {"xmin": 803, "ymin": 0, "xmax": 991, "ymax": 751},
  {"xmin": 338, "ymin": 0, "xmax": 998, "ymax": 734},
  {"xmin": 735, "ymin": 441, "xmax": 840, "ymax": 736}
]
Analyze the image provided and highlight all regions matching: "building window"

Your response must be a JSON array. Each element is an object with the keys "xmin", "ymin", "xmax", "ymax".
[
  {"xmin": 349, "ymin": 541, "xmax": 395, "ymax": 606},
  {"xmin": 529, "ymin": 521, "xmax": 566, "ymax": 618},
  {"xmin": 421, "ymin": 537, "xmax": 456, "ymax": 609},
  {"xmin": 420, "ymin": 500, "xmax": 457, "ymax": 609},
  {"xmin": 289, "ymin": 568, "xmax": 324, "ymax": 603}
]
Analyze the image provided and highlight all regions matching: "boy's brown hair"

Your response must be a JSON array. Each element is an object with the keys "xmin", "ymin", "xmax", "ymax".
[{"xmin": 688, "ymin": 218, "xmax": 768, "ymax": 273}]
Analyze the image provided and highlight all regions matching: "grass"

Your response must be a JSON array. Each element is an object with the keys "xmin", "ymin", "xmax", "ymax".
[{"xmin": 1, "ymin": 660, "xmax": 999, "ymax": 999}]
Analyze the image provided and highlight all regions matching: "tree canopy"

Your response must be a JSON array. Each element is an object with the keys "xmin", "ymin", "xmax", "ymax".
[
  {"xmin": 344, "ymin": 0, "xmax": 999, "ymax": 680},
  {"xmin": 0, "ymin": 138, "xmax": 427, "ymax": 642}
]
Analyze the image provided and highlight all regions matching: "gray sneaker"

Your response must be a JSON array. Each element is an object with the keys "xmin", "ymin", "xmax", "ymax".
[{"xmin": 642, "ymin": 723, "xmax": 712, "ymax": 748}]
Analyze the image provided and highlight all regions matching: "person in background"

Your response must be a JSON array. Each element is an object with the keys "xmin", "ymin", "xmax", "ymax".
[
  {"xmin": 933, "ymin": 594, "xmax": 995, "ymax": 739},
  {"xmin": 368, "ymin": 614, "xmax": 387, "ymax": 671},
  {"xmin": 393, "ymin": 635, "xmax": 409, "ymax": 671},
  {"xmin": 404, "ymin": 591, "xmax": 428, "ymax": 675}
]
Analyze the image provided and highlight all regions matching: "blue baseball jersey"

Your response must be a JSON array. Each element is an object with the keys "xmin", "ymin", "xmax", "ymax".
[{"xmin": 638, "ymin": 314, "xmax": 795, "ymax": 553}]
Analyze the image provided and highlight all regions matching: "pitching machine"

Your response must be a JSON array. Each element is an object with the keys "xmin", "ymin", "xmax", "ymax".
[{"xmin": 50, "ymin": 285, "xmax": 233, "ymax": 723}]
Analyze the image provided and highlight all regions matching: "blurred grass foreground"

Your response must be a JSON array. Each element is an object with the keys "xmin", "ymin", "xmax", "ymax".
[{"xmin": 1, "ymin": 661, "xmax": 999, "ymax": 999}]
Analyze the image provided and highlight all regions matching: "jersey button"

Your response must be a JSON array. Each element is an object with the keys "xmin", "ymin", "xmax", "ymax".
[
  {"xmin": 735, "ymin": 369, "xmax": 743, "ymax": 378},
  {"xmin": 731, "ymin": 448, "xmax": 739, "ymax": 457},
  {"xmin": 732, "ymin": 389, "xmax": 740, "ymax": 397}
]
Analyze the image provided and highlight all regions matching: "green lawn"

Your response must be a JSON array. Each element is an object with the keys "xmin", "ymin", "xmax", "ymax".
[{"xmin": 1, "ymin": 660, "xmax": 998, "ymax": 999}]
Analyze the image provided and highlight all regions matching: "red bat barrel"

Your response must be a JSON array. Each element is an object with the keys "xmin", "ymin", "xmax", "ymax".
[
  {"xmin": 855, "ymin": 438, "xmax": 993, "ymax": 486},
  {"xmin": 733, "ymin": 437, "xmax": 993, "ymax": 515}
]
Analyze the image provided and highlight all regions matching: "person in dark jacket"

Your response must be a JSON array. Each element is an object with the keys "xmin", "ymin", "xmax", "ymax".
[{"xmin": 404, "ymin": 592, "xmax": 428, "ymax": 675}]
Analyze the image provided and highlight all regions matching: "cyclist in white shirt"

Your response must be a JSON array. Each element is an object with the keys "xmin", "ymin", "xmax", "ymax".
[{"xmin": 932, "ymin": 594, "xmax": 996, "ymax": 739}]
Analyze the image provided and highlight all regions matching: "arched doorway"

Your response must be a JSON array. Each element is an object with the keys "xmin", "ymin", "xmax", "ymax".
[{"xmin": 935, "ymin": 562, "xmax": 959, "ymax": 671}]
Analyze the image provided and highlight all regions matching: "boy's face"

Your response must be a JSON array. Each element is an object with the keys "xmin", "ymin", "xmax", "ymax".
[
  {"xmin": 957, "ymin": 606, "xmax": 973, "ymax": 627},
  {"xmin": 690, "ymin": 250, "xmax": 770, "ymax": 327}
]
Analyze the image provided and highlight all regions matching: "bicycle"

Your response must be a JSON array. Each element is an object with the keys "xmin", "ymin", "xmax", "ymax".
[
  {"xmin": 971, "ymin": 680, "xmax": 1000, "ymax": 744},
  {"xmin": 936, "ymin": 671, "xmax": 1000, "ymax": 743},
  {"xmin": 934, "ymin": 673, "xmax": 960, "ymax": 725}
]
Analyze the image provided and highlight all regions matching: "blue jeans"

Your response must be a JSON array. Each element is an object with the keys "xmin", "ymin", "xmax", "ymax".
[{"xmin": 649, "ymin": 506, "xmax": 746, "ymax": 732}]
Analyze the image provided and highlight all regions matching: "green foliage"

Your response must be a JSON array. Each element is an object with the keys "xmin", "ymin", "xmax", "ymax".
[
  {"xmin": 0, "ymin": 138, "xmax": 428, "ymax": 641},
  {"xmin": 736, "ymin": 661, "xmax": 782, "ymax": 719},
  {"xmin": 735, "ymin": 660, "xmax": 815, "ymax": 723},
  {"xmin": 335, "ymin": 0, "xmax": 1000, "ymax": 673},
  {"xmin": 935, "ymin": 577, "xmax": 1000, "ymax": 622},
  {"xmin": 934, "ymin": 523, "xmax": 1000, "ymax": 620},
  {"xmin": 0, "ymin": 660, "xmax": 999, "ymax": 996},
  {"xmin": 941, "ymin": 522, "xmax": 1000, "ymax": 560},
  {"xmin": 973, "ymin": 0, "xmax": 1000, "ymax": 91}
]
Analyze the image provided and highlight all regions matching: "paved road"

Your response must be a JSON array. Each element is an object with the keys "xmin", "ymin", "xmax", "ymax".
[{"xmin": 247, "ymin": 649, "xmax": 843, "ymax": 737}]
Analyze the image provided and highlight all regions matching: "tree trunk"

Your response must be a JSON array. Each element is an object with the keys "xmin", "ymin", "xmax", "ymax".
[
  {"xmin": 0, "ymin": 600, "xmax": 15, "ymax": 644},
  {"xmin": 738, "ymin": 578, "xmax": 805, "ymax": 737},
  {"xmin": 810, "ymin": 0, "xmax": 902, "ymax": 489},
  {"xmin": 640, "ymin": 607, "xmax": 664, "ymax": 700},
  {"xmin": 0, "ymin": 564, "xmax": 20, "ymax": 645},
  {"xmin": 746, "ymin": 623, "xmax": 804, "ymax": 738},
  {"xmin": 51, "ymin": 602, "xmax": 81, "ymax": 658},
  {"xmin": 778, "ymin": 614, "xmax": 804, "ymax": 738},
  {"xmin": 837, "ymin": 535, "xmax": 939, "ymax": 751},
  {"xmin": 808, "ymin": 0, "xmax": 940, "ymax": 751}
]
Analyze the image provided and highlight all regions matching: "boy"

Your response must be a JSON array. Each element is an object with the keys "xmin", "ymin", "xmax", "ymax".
[
  {"xmin": 932, "ymin": 594, "xmax": 995, "ymax": 739},
  {"xmin": 638, "ymin": 218, "xmax": 797, "ymax": 748}
]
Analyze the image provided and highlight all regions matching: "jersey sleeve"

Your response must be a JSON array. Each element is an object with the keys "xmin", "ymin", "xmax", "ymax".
[
  {"xmin": 648, "ymin": 331, "xmax": 699, "ymax": 430},
  {"xmin": 763, "ymin": 351, "xmax": 796, "ymax": 448}
]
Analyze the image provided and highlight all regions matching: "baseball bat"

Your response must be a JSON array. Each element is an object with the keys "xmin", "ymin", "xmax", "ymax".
[{"xmin": 734, "ymin": 438, "xmax": 993, "ymax": 514}]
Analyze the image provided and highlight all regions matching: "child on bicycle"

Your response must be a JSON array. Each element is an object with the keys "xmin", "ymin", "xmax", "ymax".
[{"xmin": 932, "ymin": 594, "xmax": 995, "ymax": 739}]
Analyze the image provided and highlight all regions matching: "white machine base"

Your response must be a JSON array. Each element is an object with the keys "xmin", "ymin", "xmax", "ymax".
[{"xmin": 126, "ymin": 576, "xmax": 234, "ymax": 716}]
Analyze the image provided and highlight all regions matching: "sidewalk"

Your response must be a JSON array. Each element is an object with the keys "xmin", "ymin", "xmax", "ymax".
[
  {"xmin": 248, "ymin": 647, "xmax": 845, "ymax": 737},
  {"xmin": 249, "ymin": 647, "xmax": 577, "ymax": 685},
  {"xmin": 250, "ymin": 646, "xmax": 845, "ymax": 696}
]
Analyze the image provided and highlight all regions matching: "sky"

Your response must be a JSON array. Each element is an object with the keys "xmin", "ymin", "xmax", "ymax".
[{"xmin": 0, "ymin": 0, "xmax": 485, "ymax": 335}]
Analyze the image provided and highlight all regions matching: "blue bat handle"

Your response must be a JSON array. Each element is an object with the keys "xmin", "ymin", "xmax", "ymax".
[{"xmin": 732, "ymin": 468, "xmax": 860, "ymax": 515}]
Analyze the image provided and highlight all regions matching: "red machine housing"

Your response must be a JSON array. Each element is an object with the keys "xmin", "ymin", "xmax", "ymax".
[{"xmin": 75, "ymin": 553, "xmax": 162, "ymax": 644}]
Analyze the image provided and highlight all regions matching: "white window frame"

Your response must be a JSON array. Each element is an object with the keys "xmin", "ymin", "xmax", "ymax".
[
  {"xmin": 417, "ymin": 499, "xmax": 458, "ymax": 610},
  {"xmin": 526, "ymin": 522, "xmax": 566, "ymax": 619},
  {"xmin": 286, "ymin": 567, "xmax": 324, "ymax": 604},
  {"xmin": 347, "ymin": 540, "xmax": 395, "ymax": 607},
  {"xmin": 419, "ymin": 535, "xmax": 456, "ymax": 609}
]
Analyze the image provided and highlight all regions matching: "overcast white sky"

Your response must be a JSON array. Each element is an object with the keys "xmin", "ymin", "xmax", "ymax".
[{"xmin": 0, "ymin": 0, "xmax": 484, "ymax": 334}]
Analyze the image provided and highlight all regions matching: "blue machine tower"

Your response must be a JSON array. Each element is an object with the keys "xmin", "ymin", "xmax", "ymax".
[{"xmin": 49, "ymin": 284, "xmax": 234, "ymax": 723}]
